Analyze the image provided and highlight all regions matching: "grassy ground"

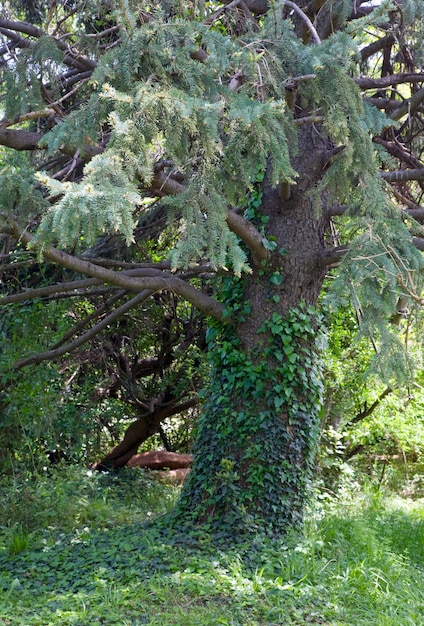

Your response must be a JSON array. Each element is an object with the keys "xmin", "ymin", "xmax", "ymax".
[{"xmin": 0, "ymin": 466, "xmax": 423, "ymax": 625}]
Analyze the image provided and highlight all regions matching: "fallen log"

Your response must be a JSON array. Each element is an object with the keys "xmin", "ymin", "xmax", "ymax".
[{"xmin": 127, "ymin": 450, "xmax": 193, "ymax": 470}]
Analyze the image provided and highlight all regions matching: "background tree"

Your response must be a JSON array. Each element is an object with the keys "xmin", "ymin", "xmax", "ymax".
[{"xmin": 1, "ymin": 0, "xmax": 424, "ymax": 534}]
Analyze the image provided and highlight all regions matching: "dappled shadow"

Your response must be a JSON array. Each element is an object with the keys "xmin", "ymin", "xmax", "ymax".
[{"xmin": 1, "ymin": 497, "xmax": 424, "ymax": 625}]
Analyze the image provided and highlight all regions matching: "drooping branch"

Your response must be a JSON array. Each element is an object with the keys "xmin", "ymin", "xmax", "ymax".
[
  {"xmin": 151, "ymin": 170, "xmax": 271, "ymax": 266},
  {"xmin": 3, "ymin": 218, "xmax": 226, "ymax": 321},
  {"xmin": 390, "ymin": 86, "xmax": 424, "ymax": 121},
  {"xmin": 226, "ymin": 210, "xmax": 271, "ymax": 265}
]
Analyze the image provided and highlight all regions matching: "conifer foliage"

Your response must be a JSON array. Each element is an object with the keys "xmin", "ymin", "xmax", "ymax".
[{"xmin": 1, "ymin": 1, "xmax": 424, "ymax": 533}]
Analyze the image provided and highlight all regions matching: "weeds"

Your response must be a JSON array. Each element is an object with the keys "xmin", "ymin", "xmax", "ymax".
[
  {"xmin": 0, "ymin": 466, "xmax": 423, "ymax": 625},
  {"xmin": 4, "ymin": 525, "xmax": 30, "ymax": 555}
]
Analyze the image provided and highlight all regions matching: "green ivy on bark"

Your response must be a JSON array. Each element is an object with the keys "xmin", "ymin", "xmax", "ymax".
[{"xmin": 170, "ymin": 273, "xmax": 326, "ymax": 536}]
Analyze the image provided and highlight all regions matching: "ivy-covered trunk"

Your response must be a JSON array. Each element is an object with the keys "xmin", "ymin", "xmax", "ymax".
[{"xmin": 175, "ymin": 129, "xmax": 331, "ymax": 534}]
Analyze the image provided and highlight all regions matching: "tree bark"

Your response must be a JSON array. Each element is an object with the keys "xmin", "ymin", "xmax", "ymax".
[{"xmin": 172, "ymin": 126, "xmax": 330, "ymax": 534}]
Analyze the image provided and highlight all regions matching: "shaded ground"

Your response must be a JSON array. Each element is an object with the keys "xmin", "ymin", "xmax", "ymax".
[{"xmin": 0, "ymin": 467, "xmax": 423, "ymax": 625}]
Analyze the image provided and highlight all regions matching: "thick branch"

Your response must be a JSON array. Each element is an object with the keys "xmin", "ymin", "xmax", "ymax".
[
  {"xmin": 226, "ymin": 210, "xmax": 271, "ymax": 265},
  {"xmin": 404, "ymin": 208, "xmax": 424, "ymax": 222},
  {"xmin": 3, "ymin": 220, "xmax": 226, "ymax": 321},
  {"xmin": 364, "ymin": 97, "xmax": 424, "ymax": 114},
  {"xmin": 320, "ymin": 245, "xmax": 348, "ymax": 266},
  {"xmin": 150, "ymin": 171, "xmax": 186, "ymax": 196},
  {"xmin": 381, "ymin": 169, "xmax": 424, "ymax": 183},
  {"xmin": 0, "ymin": 109, "xmax": 56, "ymax": 129},
  {"xmin": 355, "ymin": 73, "xmax": 424, "ymax": 90},
  {"xmin": 412, "ymin": 237, "xmax": 424, "ymax": 252},
  {"xmin": 0, "ymin": 18, "xmax": 95, "ymax": 70},
  {"xmin": 329, "ymin": 204, "xmax": 348, "ymax": 216},
  {"xmin": 151, "ymin": 170, "xmax": 271, "ymax": 266},
  {"xmin": 374, "ymin": 138, "xmax": 423, "ymax": 170},
  {"xmin": 238, "ymin": 0, "xmax": 268, "ymax": 14},
  {"xmin": 93, "ymin": 397, "xmax": 198, "ymax": 469},
  {"xmin": 360, "ymin": 34, "xmax": 395, "ymax": 61},
  {"xmin": 346, "ymin": 387, "xmax": 393, "ymax": 427},
  {"xmin": 0, "ymin": 128, "xmax": 43, "ymax": 150}
]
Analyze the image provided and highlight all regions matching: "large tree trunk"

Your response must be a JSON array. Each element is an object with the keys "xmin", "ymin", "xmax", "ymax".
[{"xmin": 173, "ymin": 126, "xmax": 330, "ymax": 534}]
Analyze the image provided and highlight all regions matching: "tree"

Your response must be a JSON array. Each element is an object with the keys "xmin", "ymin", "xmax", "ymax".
[{"xmin": 1, "ymin": 0, "xmax": 424, "ymax": 534}]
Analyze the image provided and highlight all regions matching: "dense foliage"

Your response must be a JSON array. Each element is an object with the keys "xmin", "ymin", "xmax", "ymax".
[{"xmin": 1, "ymin": 0, "xmax": 424, "ymax": 533}]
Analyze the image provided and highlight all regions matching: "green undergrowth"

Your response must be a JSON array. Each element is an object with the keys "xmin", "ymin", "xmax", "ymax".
[{"xmin": 0, "ymin": 466, "xmax": 424, "ymax": 625}]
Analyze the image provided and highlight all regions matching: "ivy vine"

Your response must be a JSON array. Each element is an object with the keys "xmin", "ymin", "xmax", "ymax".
[{"xmin": 170, "ymin": 176, "xmax": 326, "ymax": 536}]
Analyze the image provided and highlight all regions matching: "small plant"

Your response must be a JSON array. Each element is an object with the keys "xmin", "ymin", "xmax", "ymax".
[{"xmin": 6, "ymin": 525, "xmax": 30, "ymax": 555}]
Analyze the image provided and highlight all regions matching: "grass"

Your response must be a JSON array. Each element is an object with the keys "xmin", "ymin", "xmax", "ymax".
[{"xmin": 0, "ymin": 466, "xmax": 423, "ymax": 625}]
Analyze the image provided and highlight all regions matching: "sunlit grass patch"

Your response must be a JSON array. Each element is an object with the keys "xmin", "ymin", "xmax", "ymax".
[{"xmin": 0, "ymin": 467, "xmax": 423, "ymax": 625}]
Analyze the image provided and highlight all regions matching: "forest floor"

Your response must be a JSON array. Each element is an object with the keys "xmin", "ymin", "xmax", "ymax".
[{"xmin": 0, "ymin": 466, "xmax": 423, "ymax": 625}]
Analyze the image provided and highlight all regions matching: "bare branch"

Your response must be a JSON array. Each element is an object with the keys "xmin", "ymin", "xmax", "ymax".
[
  {"xmin": 404, "ymin": 209, "xmax": 424, "ymax": 222},
  {"xmin": 244, "ymin": 0, "xmax": 269, "ymax": 13},
  {"xmin": 346, "ymin": 387, "xmax": 393, "ymax": 426},
  {"xmin": 390, "ymin": 86, "xmax": 424, "ymax": 121},
  {"xmin": 3, "ymin": 219, "xmax": 227, "ymax": 321},
  {"xmin": 50, "ymin": 290, "xmax": 128, "ymax": 350},
  {"xmin": 293, "ymin": 115, "xmax": 324, "ymax": 126},
  {"xmin": 0, "ymin": 128, "xmax": 43, "ymax": 150},
  {"xmin": 361, "ymin": 34, "xmax": 395, "ymax": 61},
  {"xmin": 226, "ymin": 209, "xmax": 270, "ymax": 265},
  {"xmin": 0, "ymin": 277, "xmax": 102, "ymax": 305},
  {"xmin": 412, "ymin": 237, "xmax": 424, "ymax": 252},
  {"xmin": 204, "ymin": 0, "xmax": 243, "ymax": 25},
  {"xmin": 0, "ymin": 109, "xmax": 56, "ymax": 129},
  {"xmin": 0, "ymin": 18, "xmax": 95, "ymax": 70},
  {"xmin": 381, "ymin": 169, "xmax": 424, "ymax": 183},
  {"xmin": 355, "ymin": 73, "xmax": 424, "ymax": 90},
  {"xmin": 329, "ymin": 204, "xmax": 348, "ymax": 216},
  {"xmin": 374, "ymin": 137, "xmax": 423, "ymax": 170},
  {"xmin": 150, "ymin": 171, "xmax": 186, "ymax": 196},
  {"xmin": 282, "ymin": 0, "xmax": 321, "ymax": 44},
  {"xmin": 320, "ymin": 245, "xmax": 348, "ymax": 266},
  {"xmin": 13, "ymin": 290, "xmax": 153, "ymax": 370}
]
